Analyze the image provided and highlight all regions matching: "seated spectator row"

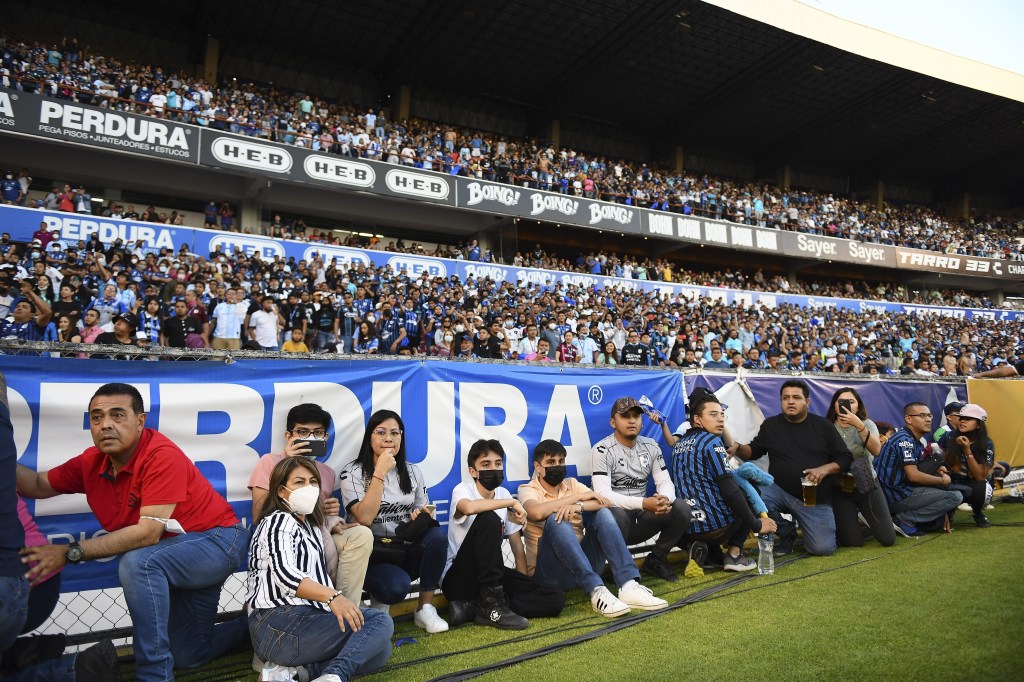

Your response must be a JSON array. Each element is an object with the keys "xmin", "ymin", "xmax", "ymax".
[
  {"xmin": 2, "ymin": 35, "xmax": 1021, "ymax": 260},
  {"xmin": 6, "ymin": 378, "xmax": 1008, "ymax": 678}
]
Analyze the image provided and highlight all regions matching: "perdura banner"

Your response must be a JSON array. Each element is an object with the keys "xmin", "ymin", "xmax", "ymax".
[
  {"xmin": 0, "ymin": 89, "xmax": 199, "ymax": 163},
  {"xmin": 4, "ymin": 205, "xmax": 1022, "ymax": 321},
  {"xmin": 3, "ymin": 356, "xmax": 685, "ymax": 592}
]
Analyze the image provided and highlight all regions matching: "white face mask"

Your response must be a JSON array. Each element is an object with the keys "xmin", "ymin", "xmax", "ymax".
[
  {"xmin": 443, "ymin": 334, "xmax": 453, "ymax": 342},
  {"xmin": 284, "ymin": 484, "xmax": 320, "ymax": 515},
  {"xmin": 454, "ymin": 324, "xmax": 465, "ymax": 333}
]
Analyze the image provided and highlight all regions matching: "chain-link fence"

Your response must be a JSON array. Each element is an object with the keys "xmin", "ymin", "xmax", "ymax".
[{"xmin": 4, "ymin": 339, "xmax": 966, "ymax": 651}]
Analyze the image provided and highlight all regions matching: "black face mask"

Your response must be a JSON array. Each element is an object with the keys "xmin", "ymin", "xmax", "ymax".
[
  {"xmin": 542, "ymin": 465, "xmax": 566, "ymax": 487},
  {"xmin": 476, "ymin": 469, "xmax": 504, "ymax": 491}
]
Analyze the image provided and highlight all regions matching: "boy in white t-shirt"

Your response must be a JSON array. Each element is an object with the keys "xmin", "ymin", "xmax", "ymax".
[{"xmin": 441, "ymin": 439, "xmax": 563, "ymax": 629}]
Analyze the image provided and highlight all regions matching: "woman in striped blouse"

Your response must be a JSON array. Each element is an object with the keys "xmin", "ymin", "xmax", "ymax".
[{"xmin": 246, "ymin": 457, "xmax": 393, "ymax": 682}]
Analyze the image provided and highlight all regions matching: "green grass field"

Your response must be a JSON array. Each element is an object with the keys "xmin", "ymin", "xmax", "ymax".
[{"xmin": 140, "ymin": 503, "xmax": 1024, "ymax": 681}]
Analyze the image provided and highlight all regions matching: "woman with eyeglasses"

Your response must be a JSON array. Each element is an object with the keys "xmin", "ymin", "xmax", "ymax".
[
  {"xmin": 339, "ymin": 410, "xmax": 449, "ymax": 633},
  {"xmin": 247, "ymin": 456, "xmax": 393, "ymax": 681}
]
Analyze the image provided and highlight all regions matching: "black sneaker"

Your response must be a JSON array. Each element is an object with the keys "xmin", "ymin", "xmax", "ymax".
[
  {"xmin": 642, "ymin": 553, "xmax": 678, "ymax": 582},
  {"xmin": 447, "ymin": 599, "xmax": 478, "ymax": 626},
  {"xmin": 974, "ymin": 512, "xmax": 991, "ymax": 528},
  {"xmin": 74, "ymin": 639, "xmax": 121, "ymax": 682},
  {"xmin": 475, "ymin": 586, "xmax": 529, "ymax": 631}
]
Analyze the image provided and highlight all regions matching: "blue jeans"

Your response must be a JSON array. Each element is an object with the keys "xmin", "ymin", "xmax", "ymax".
[
  {"xmin": 534, "ymin": 508, "xmax": 640, "ymax": 594},
  {"xmin": 0, "ymin": 575, "xmax": 77, "ymax": 680},
  {"xmin": 119, "ymin": 523, "xmax": 249, "ymax": 682},
  {"xmin": 365, "ymin": 525, "xmax": 447, "ymax": 604},
  {"xmin": 761, "ymin": 483, "xmax": 837, "ymax": 556},
  {"xmin": 890, "ymin": 486, "xmax": 963, "ymax": 525},
  {"xmin": 249, "ymin": 605, "xmax": 392, "ymax": 680},
  {"xmin": 316, "ymin": 331, "xmax": 336, "ymax": 350}
]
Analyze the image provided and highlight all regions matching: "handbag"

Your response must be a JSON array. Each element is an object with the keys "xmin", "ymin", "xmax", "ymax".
[
  {"xmin": 849, "ymin": 455, "xmax": 877, "ymax": 493},
  {"xmin": 369, "ymin": 536, "xmax": 410, "ymax": 565}
]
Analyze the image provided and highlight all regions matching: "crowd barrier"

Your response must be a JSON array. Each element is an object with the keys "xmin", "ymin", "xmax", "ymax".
[
  {"xmin": 4, "ymin": 204, "xmax": 1021, "ymax": 322},
  {"xmin": 1, "ymin": 346, "xmax": 980, "ymax": 643}
]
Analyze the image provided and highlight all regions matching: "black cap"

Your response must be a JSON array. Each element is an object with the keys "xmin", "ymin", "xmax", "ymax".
[
  {"xmin": 112, "ymin": 312, "xmax": 139, "ymax": 329},
  {"xmin": 943, "ymin": 402, "xmax": 965, "ymax": 416}
]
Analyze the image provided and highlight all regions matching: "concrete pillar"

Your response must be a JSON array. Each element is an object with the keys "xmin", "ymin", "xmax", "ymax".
[
  {"xmin": 398, "ymin": 85, "xmax": 411, "ymax": 121},
  {"xmin": 550, "ymin": 119, "xmax": 561, "ymax": 149},
  {"xmin": 240, "ymin": 197, "xmax": 262, "ymax": 235},
  {"xmin": 787, "ymin": 267, "xmax": 799, "ymax": 289},
  {"xmin": 947, "ymin": 192, "xmax": 970, "ymax": 219},
  {"xmin": 204, "ymin": 37, "xmax": 219, "ymax": 85},
  {"xmin": 872, "ymin": 180, "xmax": 884, "ymax": 210},
  {"xmin": 992, "ymin": 290, "xmax": 1005, "ymax": 307},
  {"xmin": 781, "ymin": 165, "xmax": 791, "ymax": 190},
  {"xmin": 675, "ymin": 146, "xmax": 685, "ymax": 174}
]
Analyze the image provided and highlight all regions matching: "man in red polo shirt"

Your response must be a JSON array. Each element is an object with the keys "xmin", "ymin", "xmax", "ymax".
[{"xmin": 17, "ymin": 383, "xmax": 248, "ymax": 682}]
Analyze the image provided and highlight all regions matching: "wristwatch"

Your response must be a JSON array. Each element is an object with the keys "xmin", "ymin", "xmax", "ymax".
[{"xmin": 65, "ymin": 542, "xmax": 85, "ymax": 564}]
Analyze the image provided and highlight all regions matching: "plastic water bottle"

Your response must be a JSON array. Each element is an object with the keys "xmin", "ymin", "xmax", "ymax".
[
  {"xmin": 261, "ymin": 662, "xmax": 297, "ymax": 681},
  {"xmin": 757, "ymin": 534, "xmax": 775, "ymax": 575}
]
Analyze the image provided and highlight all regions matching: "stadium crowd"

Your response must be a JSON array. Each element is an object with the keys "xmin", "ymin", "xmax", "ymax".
[
  {"xmin": 0, "ymin": 219, "xmax": 1021, "ymax": 378},
  {"xmin": 2, "ymin": 34, "xmax": 1023, "ymax": 260}
]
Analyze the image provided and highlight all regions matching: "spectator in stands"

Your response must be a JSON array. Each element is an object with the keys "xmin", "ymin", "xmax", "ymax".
[
  {"xmin": 0, "ymin": 279, "xmax": 52, "ymax": 343},
  {"xmin": 353, "ymin": 321, "xmax": 379, "ymax": 354},
  {"xmin": 246, "ymin": 457, "xmax": 393, "ymax": 681},
  {"xmin": 16, "ymin": 383, "xmax": 249, "ymax": 682},
  {"xmin": 282, "ymin": 327, "xmax": 310, "ymax": 353},
  {"xmin": 670, "ymin": 392, "xmax": 777, "ymax": 571},
  {"xmin": 620, "ymin": 329, "xmax": 650, "ymax": 366},
  {"xmin": 339, "ymin": 410, "xmax": 449, "ymax": 633},
  {"xmin": 248, "ymin": 296, "xmax": 283, "ymax": 351},
  {"xmin": 592, "ymin": 397, "xmax": 690, "ymax": 582},
  {"xmin": 208, "ymin": 288, "xmax": 248, "ymax": 350},
  {"xmin": 518, "ymin": 439, "xmax": 668, "ymax": 618},
  {"xmin": 597, "ymin": 340, "xmax": 618, "ymax": 365},
  {"xmin": 161, "ymin": 300, "xmax": 205, "ymax": 349},
  {"xmin": 731, "ymin": 380, "xmax": 853, "ymax": 556},
  {"xmin": 826, "ymin": 388, "xmax": 895, "ymax": 548},
  {"xmin": 942, "ymin": 403, "xmax": 994, "ymax": 528},
  {"xmin": 874, "ymin": 403, "xmax": 963, "ymax": 536},
  {"xmin": 442, "ymin": 439, "xmax": 564, "ymax": 630},
  {"xmin": 248, "ymin": 404, "xmax": 373, "ymax": 608}
]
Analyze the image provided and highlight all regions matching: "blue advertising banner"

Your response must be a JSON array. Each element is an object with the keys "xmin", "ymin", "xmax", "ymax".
[
  {"xmin": 3, "ymin": 356, "xmax": 684, "ymax": 592},
  {"xmin": 3, "ymin": 204, "xmax": 1019, "ymax": 321},
  {"xmin": 685, "ymin": 372, "xmax": 966, "ymax": 434}
]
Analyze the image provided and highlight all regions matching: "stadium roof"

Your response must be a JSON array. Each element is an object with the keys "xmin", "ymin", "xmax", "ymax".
[{"xmin": 9, "ymin": 0, "xmax": 1024, "ymax": 203}]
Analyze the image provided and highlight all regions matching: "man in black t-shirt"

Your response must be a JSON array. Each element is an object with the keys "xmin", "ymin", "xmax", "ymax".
[
  {"xmin": 619, "ymin": 329, "xmax": 650, "ymax": 366},
  {"xmin": 162, "ymin": 301, "xmax": 204, "ymax": 348},
  {"xmin": 731, "ymin": 380, "xmax": 852, "ymax": 556}
]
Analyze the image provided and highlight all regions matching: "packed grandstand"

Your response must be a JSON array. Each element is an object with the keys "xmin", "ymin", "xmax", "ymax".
[
  {"xmin": 2, "ymin": 28, "xmax": 1024, "ymax": 375},
  {"xmin": 4, "ymin": 2, "xmax": 1024, "ymax": 681}
]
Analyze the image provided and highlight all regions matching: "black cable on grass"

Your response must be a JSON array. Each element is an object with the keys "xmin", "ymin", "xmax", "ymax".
[
  {"xmin": 425, "ymin": 537, "xmax": 960, "ymax": 682},
  {"xmin": 381, "ymin": 569, "xmax": 746, "ymax": 674},
  {"xmin": 423, "ymin": 562, "xmax": 805, "ymax": 682}
]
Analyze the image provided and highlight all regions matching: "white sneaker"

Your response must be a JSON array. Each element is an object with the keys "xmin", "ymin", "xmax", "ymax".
[
  {"xmin": 618, "ymin": 581, "xmax": 668, "ymax": 611},
  {"xmin": 367, "ymin": 596, "xmax": 390, "ymax": 615},
  {"xmin": 590, "ymin": 585, "xmax": 630, "ymax": 618},
  {"xmin": 957, "ymin": 502, "xmax": 972, "ymax": 512},
  {"xmin": 414, "ymin": 603, "xmax": 449, "ymax": 633}
]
